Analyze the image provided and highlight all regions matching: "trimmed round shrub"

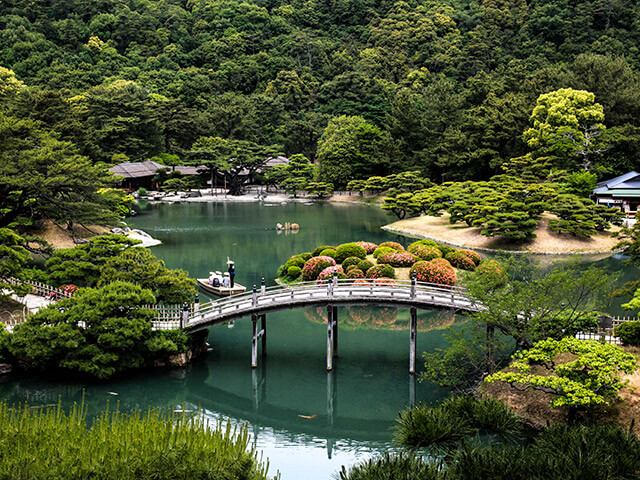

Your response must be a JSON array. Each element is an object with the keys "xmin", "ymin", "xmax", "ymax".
[
  {"xmin": 408, "ymin": 239, "xmax": 439, "ymax": 249},
  {"xmin": 378, "ymin": 241, "xmax": 405, "ymax": 251},
  {"xmin": 373, "ymin": 246, "xmax": 395, "ymax": 259},
  {"xmin": 357, "ymin": 259, "xmax": 374, "ymax": 272},
  {"xmin": 284, "ymin": 255, "xmax": 306, "ymax": 270},
  {"xmin": 355, "ymin": 241, "xmax": 378, "ymax": 254},
  {"xmin": 445, "ymin": 251, "xmax": 476, "ymax": 271},
  {"xmin": 317, "ymin": 265, "xmax": 345, "ymax": 281},
  {"xmin": 286, "ymin": 266, "xmax": 302, "ymax": 279},
  {"xmin": 300, "ymin": 252, "xmax": 312, "ymax": 261},
  {"xmin": 302, "ymin": 256, "xmax": 336, "ymax": 281},
  {"xmin": 378, "ymin": 251, "xmax": 419, "ymax": 267},
  {"xmin": 345, "ymin": 264, "xmax": 359, "ymax": 273},
  {"xmin": 474, "ymin": 259, "xmax": 507, "ymax": 286},
  {"xmin": 409, "ymin": 259, "xmax": 456, "ymax": 285},
  {"xmin": 409, "ymin": 239, "xmax": 453, "ymax": 256},
  {"xmin": 460, "ymin": 249, "xmax": 482, "ymax": 266},
  {"xmin": 407, "ymin": 244, "xmax": 442, "ymax": 261},
  {"xmin": 615, "ymin": 321, "xmax": 640, "ymax": 346},
  {"xmin": 346, "ymin": 268, "xmax": 365, "ymax": 279},
  {"xmin": 319, "ymin": 248, "xmax": 337, "ymax": 258},
  {"xmin": 335, "ymin": 243, "xmax": 367, "ymax": 263},
  {"xmin": 366, "ymin": 264, "xmax": 396, "ymax": 279},
  {"xmin": 342, "ymin": 256, "xmax": 362, "ymax": 270},
  {"xmin": 312, "ymin": 245, "xmax": 334, "ymax": 256}
]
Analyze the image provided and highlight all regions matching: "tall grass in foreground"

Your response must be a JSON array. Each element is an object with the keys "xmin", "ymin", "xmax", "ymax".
[{"xmin": 0, "ymin": 401, "xmax": 276, "ymax": 480}]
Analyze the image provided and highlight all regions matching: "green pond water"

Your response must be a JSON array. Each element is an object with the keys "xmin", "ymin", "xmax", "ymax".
[{"xmin": 0, "ymin": 200, "xmax": 637, "ymax": 479}]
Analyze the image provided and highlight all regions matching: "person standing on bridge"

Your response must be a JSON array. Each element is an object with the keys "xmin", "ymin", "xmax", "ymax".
[{"xmin": 227, "ymin": 259, "xmax": 235, "ymax": 288}]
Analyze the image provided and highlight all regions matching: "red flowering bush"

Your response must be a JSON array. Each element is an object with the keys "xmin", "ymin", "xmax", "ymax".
[
  {"xmin": 445, "ymin": 251, "xmax": 476, "ymax": 271},
  {"xmin": 407, "ymin": 244, "xmax": 442, "ymax": 261},
  {"xmin": 460, "ymin": 249, "xmax": 482, "ymax": 266},
  {"xmin": 317, "ymin": 265, "xmax": 346, "ymax": 282},
  {"xmin": 355, "ymin": 241, "xmax": 378, "ymax": 254},
  {"xmin": 302, "ymin": 256, "xmax": 336, "ymax": 281},
  {"xmin": 366, "ymin": 264, "xmax": 396, "ymax": 279},
  {"xmin": 409, "ymin": 259, "xmax": 456, "ymax": 285},
  {"xmin": 61, "ymin": 284, "xmax": 79, "ymax": 296},
  {"xmin": 474, "ymin": 259, "xmax": 507, "ymax": 286},
  {"xmin": 373, "ymin": 278, "xmax": 397, "ymax": 287},
  {"xmin": 345, "ymin": 264, "xmax": 359, "ymax": 273},
  {"xmin": 346, "ymin": 268, "xmax": 365, "ymax": 279},
  {"xmin": 378, "ymin": 241, "xmax": 405, "ymax": 251},
  {"xmin": 377, "ymin": 251, "xmax": 419, "ymax": 267}
]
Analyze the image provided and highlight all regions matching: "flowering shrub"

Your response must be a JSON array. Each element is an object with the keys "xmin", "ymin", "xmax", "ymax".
[
  {"xmin": 319, "ymin": 248, "xmax": 337, "ymax": 258},
  {"xmin": 407, "ymin": 244, "xmax": 442, "ymax": 261},
  {"xmin": 366, "ymin": 264, "xmax": 396, "ymax": 279},
  {"xmin": 373, "ymin": 246, "xmax": 395, "ymax": 259},
  {"xmin": 346, "ymin": 268, "xmax": 365, "ymax": 279},
  {"xmin": 342, "ymin": 256, "xmax": 362, "ymax": 270},
  {"xmin": 345, "ymin": 264, "xmax": 359, "ymax": 273},
  {"xmin": 312, "ymin": 245, "xmax": 334, "ymax": 256},
  {"xmin": 335, "ymin": 243, "xmax": 367, "ymax": 263},
  {"xmin": 378, "ymin": 241, "xmax": 405, "ymax": 251},
  {"xmin": 61, "ymin": 284, "xmax": 79, "ymax": 296},
  {"xmin": 302, "ymin": 256, "xmax": 336, "ymax": 281},
  {"xmin": 445, "ymin": 251, "xmax": 476, "ymax": 271},
  {"xmin": 317, "ymin": 265, "xmax": 345, "ymax": 282},
  {"xmin": 377, "ymin": 251, "xmax": 419, "ymax": 267},
  {"xmin": 355, "ymin": 241, "xmax": 378, "ymax": 254},
  {"xmin": 460, "ymin": 249, "xmax": 482, "ymax": 266},
  {"xmin": 357, "ymin": 259, "xmax": 374, "ymax": 272},
  {"xmin": 474, "ymin": 259, "xmax": 507, "ymax": 286},
  {"xmin": 409, "ymin": 259, "xmax": 456, "ymax": 285},
  {"xmin": 374, "ymin": 278, "xmax": 397, "ymax": 287}
]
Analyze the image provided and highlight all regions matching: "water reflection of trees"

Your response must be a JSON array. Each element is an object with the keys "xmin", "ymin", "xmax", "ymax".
[{"xmin": 304, "ymin": 306, "xmax": 464, "ymax": 331}]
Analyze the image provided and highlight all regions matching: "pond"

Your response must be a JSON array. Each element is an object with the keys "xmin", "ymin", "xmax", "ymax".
[{"xmin": 0, "ymin": 200, "xmax": 636, "ymax": 479}]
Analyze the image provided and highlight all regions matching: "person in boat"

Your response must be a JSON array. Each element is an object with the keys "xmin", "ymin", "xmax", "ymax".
[
  {"xmin": 222, "ymin": 272, "xmax": 230, "ymax": 287},
  {"xmin": 276, "ymin": 222, "xmax": 283, "ymax": 230},
  {"xmin": 227, "ymin": 260, "xmax": 235, "ymax": 288},
  {"xmin": 208, "ymin": 272, "xmax": 216, "ymax": 285},
  {"xmin": 211, "ymin": 271, "xmax": 222, "ymax": 287}
]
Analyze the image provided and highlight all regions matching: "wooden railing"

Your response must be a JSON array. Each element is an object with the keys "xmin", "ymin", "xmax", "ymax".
[{"xmin": 5, "ymin": 277, "xmax": 72, "ymax": 300}]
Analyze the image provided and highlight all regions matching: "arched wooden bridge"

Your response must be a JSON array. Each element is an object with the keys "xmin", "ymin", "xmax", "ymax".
[{"xmin": 183, "ymin": 278, "xmax": 480, "ymax": 374}]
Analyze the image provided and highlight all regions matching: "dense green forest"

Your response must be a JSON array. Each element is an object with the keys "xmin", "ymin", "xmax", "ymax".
[{"xmin": 2, "ymin": 0, "xmax": 640, "ymax": 189}]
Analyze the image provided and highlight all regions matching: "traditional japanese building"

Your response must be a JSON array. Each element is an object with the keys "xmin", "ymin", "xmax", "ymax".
[
  {"xmin": 109, "ymin": 160, "xmax": 200, "ymax": 190},
  {"xmin": 593, "ymin": 171, "xmax": 640, "ymax": 216}
]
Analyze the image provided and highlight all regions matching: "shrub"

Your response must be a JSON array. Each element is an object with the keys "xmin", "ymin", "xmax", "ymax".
[
  {"xmin": 378, "ymin": 251, "xmax": 419, "ymax": 267},
  {"xmin": 345, "ymin": 264, "xmax": 359, "ymax": 273},
  {"xmin": 338, "ymin": 453, "xmax": 440, "ymax": 480},
  {"xmin": 346, "ymin": 268, "xmax": 365, "ymax": 279},
  {"xmin": 317, "ymin": 265, "xmax": 345, "ymax": 281},
  {"xmin": 357, "ymin": 259, "xmax": 374, "ymax": 272},
  {"xmin": 312, "ymin": 245, "xmax": 334, "ymax": 256},
  {"xmin": 460, "ymin": 249, "xmax": 482, "ymax": 266},
  {"xmin": 408, "ymin": 244, "xmax": 442, "ymax": 261},
  {"xmin": 409, "ymin": 239, "xmax": 452, "ymax": 256},
  {"xmin": 301, "ymin": 256, "xmax": 336, "ymax": 281},
  {"xmin": 342, "ymin": 256, "xmax": 362, "ymax": 270},
  {"xmin": 445, "ymin": 251, "xmax": 476, "ymax": 271},
  {"xmin": 319, "ymin": 248, "xmax": 337, "ymax": 258},
  {"xmin": 300, "ymin": 252, "xmax": 312, "ymax": 261},
  {"xmin": 373, "ymin": 246, "xmax": 395, "ymax": 259},
  {"xmin": 137, "ymin": 187, "xmax": 147, "ymax": 197},
  {"xmin": 366, "ymin": 264, "xmax": 396, "ymax": 279},
  {"xmin": 409, "ymin": 259, "xmax": 456, "ymax": 285},
  {"xmin": 284, "ymin": 255, "xmax": 306, "ymax": 270},
  {"xmin": 355, "ymin": 241, "xmax": 378, "ymax": 254},
  {"xmin": 335, "ymin": 243, "xmax": 367, "ymax": 263},
  {"xmin": 474, "ymin": 259, "xmax": 507, "ymax": 286},
  {"xmin": 615, "ymin": 321, "xmax": 640, "ymax": 346},
  {"xmin": 286, "ymin": 266, "xmax": 302, "ymax": 279},
  {"xmin": 378, "ymin": 241, "xmax": 405, "ymax": 251}
]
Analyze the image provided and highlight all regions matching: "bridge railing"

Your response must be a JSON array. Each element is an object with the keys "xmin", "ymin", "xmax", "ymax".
[{"xmin": 192, "ymin": 279, "xmax": 472, "ymax": 324}]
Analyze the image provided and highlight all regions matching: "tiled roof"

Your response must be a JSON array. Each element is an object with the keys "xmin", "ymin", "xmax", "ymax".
[
  {"xmin": 595, "ymin": 171, "xmax": 640, "ymax": 190},
  {"xmin": 109, "ymin": 160, "xmax": 201, "ymax": 178}
]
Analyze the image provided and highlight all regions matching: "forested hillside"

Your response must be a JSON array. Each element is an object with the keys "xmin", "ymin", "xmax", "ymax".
[{"xmin": 2, "ymin": 0, "xmax": 640, "ymax": 185}]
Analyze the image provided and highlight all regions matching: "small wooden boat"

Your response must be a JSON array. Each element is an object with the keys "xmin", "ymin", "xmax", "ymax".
[{"xmin": 197, "ymin": 278, "xmax": 246, "ymax": 296}]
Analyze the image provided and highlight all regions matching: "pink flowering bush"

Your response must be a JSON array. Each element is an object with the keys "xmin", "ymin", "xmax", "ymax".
[
  {"xmin": 366, "ymin": 264, "xmax": 396, "ymax": 279},
  {"xmin": 374, "ymin": 278, "xmax": 397, "ymax": 287},
  {"xmin": 445, "ymin": 251, "xmax": 476, "ymax": 271},
  {"xmin": 407, "ymin": 244, "xmax": 442, "ymax": 261},
  {"xmin": 460, "ymin": 249, "xmax": 482, "ymax": 266},
  {"xmin": 317, "ymin": 265, "xmax": 345, "ymax": 282},
  {"xmin": 346, "ymin": 268, "xmax": 365, "ymax": 279},
  {"xmin": 474, "ymin": 259, "xmax": 507, "ymax": 286},
  {"xmin": 302, "ymin": 256, "xmax": 336, "ymax": 281},
  {"xmin": 409, "ymin": 259, "xmax": 456, "ymax": 285},
  {"xmin": 377, "ymin": 251, "xmax": 419, "ymax": 267},
  {"xmin": 61, "ymin": 284, "xmax": 79, "ymax": 296},
  {"xmin": 356, "ymin": 241, "xmax": 378, "ymax": 254},
  {"xmin": 378, "ymin": 241, "xmax": 405, "ymax": 251}
]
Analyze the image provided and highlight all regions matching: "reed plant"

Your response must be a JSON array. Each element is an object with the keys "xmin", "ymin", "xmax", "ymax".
[{"xmin": 0, "ymin": 400, "xmax": 276, "ymax": 480}]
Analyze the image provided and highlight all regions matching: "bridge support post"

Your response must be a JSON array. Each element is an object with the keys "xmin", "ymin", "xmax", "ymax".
[
  {"xmin": 409, "ymin": 372, "xmax": 416, "ymax": 406},
  {"xmin": 409, "ymin": 307, "xmax": 417, "ymax": 374},
  {"xmin": 261, "ymin": 314, "xmax": 267, "ymax": 357},
  {"xmin": 332, "ymin": 306, "xmax": 338, "ymax": 357},
  {"xmin": 251, "ymin": 314, "xmax": 258, "ymax": 368},
  {"xmin": 326, "ymin": 305, "xmax": 334, "ymax": 371}
]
